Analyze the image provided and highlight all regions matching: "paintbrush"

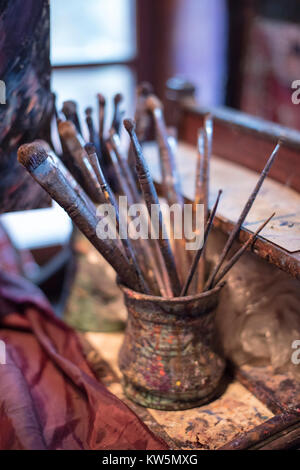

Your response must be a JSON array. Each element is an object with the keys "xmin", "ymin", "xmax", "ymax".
[
  {"xmin": 97, "ymin": 93, "xmax": 106, "ymax": 143},
  {"xmin": 109, "ymin": 129, "xmax": 141, "ymax": 203},
  {"xmin": 181, "ymin": 190, "xmax": 222, "ymax": 297},
  {"xmin": 62, "ymin": 100, "xmax": 82, "ymax": 136},
  {"xmin": 212, "ymin": 213, "xmax": 276, "ymax": 288},
  {"xmin": 85, "ymin": 107, "xmax": 96, "ymax": 145},
  {"xmin": 128, "ymin": 82, "xmax": 153, "ymax": 167},
  {"xmin": 111, "ymin": 93, "xmax": 124, "ymax": 135},
  {"xmin": 18, "ymin": 142, "xmax": 145, "ymax": 293},
  {"xmin": 146, "ymin": 94, "xmax": 184, "ymax": 206},
  {"xmin": 124, "ymin": 118, "xmax": 181, "ymax": 297},
  {"xmin": 84, "ymin": 142, "xmax": 150, "ymax": 294},
  {"xmin": 194, "ymin": 118, "xmax": 213, "ymax": 292},
  {"xmin": 146, "ymin": 94, "xmax": 189, "ymax": 283},
  {"xmin": 205, "ymin": 141, "xmax": 281, "ymax": 291},
  {"xmin": 35, "ymin": 139, "xmax": 96, "ymax": 216},
  {"xmin": 58, "ymin": 120, "xmax": 104, "ymax": 204}
]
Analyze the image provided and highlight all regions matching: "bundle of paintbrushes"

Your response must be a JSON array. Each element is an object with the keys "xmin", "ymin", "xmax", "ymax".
[{"xmin": 18, "ymin": 84, "xmax": 280, "ymax": 298}]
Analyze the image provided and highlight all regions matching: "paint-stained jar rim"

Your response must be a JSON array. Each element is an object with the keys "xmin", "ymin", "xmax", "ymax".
[{"xmin": 119, "ymin": 281, "xmax": 225, "ymax": 305}]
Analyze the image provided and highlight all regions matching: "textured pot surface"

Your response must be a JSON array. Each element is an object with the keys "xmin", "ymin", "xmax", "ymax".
[{"xmin": 119, "ymin": 284, "xmax": 226, "ymax": 410}]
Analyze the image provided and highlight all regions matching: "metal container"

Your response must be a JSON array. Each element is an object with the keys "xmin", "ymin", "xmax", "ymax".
[{"xmin": 119, "ymin": 284, "xmax": 225, "ymax": 410}]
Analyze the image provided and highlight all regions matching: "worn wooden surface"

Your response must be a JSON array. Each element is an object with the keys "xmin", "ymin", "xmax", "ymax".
[{"xmin": 82, "ymin": 331, "xmax": 273, "ymax": 450}]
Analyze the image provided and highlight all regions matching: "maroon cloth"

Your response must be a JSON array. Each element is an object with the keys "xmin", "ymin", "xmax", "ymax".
[{"xmin": 0, "ymin": 232, "xmax": 167, "ymax": 450}]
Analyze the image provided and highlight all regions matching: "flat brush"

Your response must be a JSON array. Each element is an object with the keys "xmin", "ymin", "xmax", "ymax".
[
  {"xmin": 124, "ymin": 118, "xmax": 181, "ymax": 297},
  {"xmin": 35, "ymin": 139, "xmax": 96, "ymax": 215},
  {"xmin": 181, "ymin": 190, "xmax": 222, "ymax": 297},
  {"xmin": 18, "ymin": 143, "xmax": 145, "ymax": 293},
  {"xmin": 58, "ymin": 120, "xmax": 104, "ymax": 204},
  {"xmin": 212, "ymin": 213, "xmax": 276, "ymax": 288},
  {"xmin": 205, "ymin": 141, "xmax": 281, "ymax": 291}
]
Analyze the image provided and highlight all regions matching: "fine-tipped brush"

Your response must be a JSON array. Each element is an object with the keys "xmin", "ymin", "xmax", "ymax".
[
  {"xmin": 212, "ymin": 213, "xmax": 276, "ymax": 288},
  {"xmin": 146, "ymin": 95, "xmax": 188, "ymax": 283},
  {"xmin": 193, "ymin": 117, "xmax": 213, "ymax": 292},
  {"xmin": 109, "ymin": 129, "xmax": 141, "ymax": 203},
  {"xmin": 124, "ymin": 118, "xmax": 181, "ymax": 297},
  {"xmin": 128, "ymin": 82, "xmax": 153, "ymax": 167},
  {"xmin": 84, "ymin": 142, "xmax": 151, "ymax": 295},
  {"xmin": 181, "ymin": 190, "xmax": 222, "ymax": 297},
  {"xmin": 205, "ymin": 141, "xmax": 281, "ymax": 291}
]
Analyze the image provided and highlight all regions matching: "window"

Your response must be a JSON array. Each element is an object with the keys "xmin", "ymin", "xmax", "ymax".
[{"xmin": 50, "ymin": 0, "xmax": 137, "ymax": 137}]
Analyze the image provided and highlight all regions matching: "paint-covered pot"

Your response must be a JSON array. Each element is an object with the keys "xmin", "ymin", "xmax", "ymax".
[{"xmin": 118, "ymin": 284, "xmax": 225, "ymax": 410}]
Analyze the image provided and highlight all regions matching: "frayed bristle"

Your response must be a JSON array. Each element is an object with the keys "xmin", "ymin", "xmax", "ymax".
[
  {"xmin": 84, "ymin": 142, "xmax": 97, "ymax": 156},
  {"xmin": 18, "ymin": 143, "xmax": 48, "ymax": 172}
]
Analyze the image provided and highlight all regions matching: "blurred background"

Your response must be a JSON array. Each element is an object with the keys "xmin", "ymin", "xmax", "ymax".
[{"xmin": 51, "ymin": 0, "xmax": 300, "ymax": 132}]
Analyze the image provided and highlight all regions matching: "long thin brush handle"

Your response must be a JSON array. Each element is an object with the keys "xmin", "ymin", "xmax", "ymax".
[
  {"xmin": 110, "ymin": 131, "xmax": 141, "ymax": 203},
  {"xmin": 205, "ymin": 141, "xmax": 281, "ymax": 291},
  {"xmin": 181, "ymin": 190, "xmax": 222, "ymax": 297},
  {"xmin": 212, "ymin": 213, "xmax": 275, "ymax": 288},
  {"xmin": 124, "ymin": 119, "xmax": 181, "ymax": 297},
  {"xmin": 85, "ymin": 145, "xmax": 150, "ymax": 294}
]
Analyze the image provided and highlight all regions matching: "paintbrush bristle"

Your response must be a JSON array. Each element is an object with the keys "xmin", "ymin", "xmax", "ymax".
[
  {"xmin": 97, "ymin": 93, "xmax": 106, "ymax": 106},
  {"xmin": 114, "ymin": 93, "xmax": 123, "ymax": 104},
  {"xmin": 123, "ymin": 118, "xmax": 136, "ymax": 134},
  {"xmin": 18, "ymin": 142, "xmax": 48, "ymax": 172},
  {"xmin": 85, "ymin": 107, "xmax": 93, "ymax": 117},
  {"xmin": 84, "ymin": 142, "xmax": 97, "ymax": 156}
]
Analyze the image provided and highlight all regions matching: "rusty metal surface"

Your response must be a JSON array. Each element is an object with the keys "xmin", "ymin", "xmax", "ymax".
[
  {"xmin": 83, "ymin": 331, "xmax": 274, "ymax": 450},
  {"xmin": 118, "ymin": 284, "xmax": 226, "ymax": 410}
]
